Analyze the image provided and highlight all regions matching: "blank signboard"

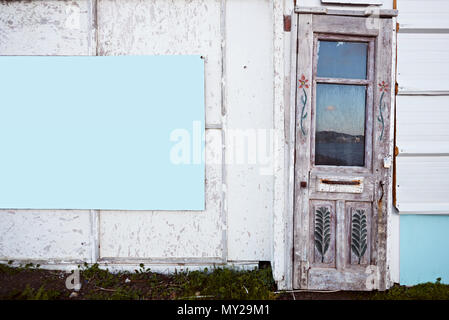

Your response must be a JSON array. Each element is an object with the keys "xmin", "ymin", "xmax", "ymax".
[{"xmin": 0, "ymin": 56, "xmax": 205, "ymax": 210}]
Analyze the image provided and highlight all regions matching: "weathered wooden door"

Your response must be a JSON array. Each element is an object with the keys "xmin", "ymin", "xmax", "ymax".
[{"xmin": 292, "ymin": 11, "xmax": 395, "ymax": 290}]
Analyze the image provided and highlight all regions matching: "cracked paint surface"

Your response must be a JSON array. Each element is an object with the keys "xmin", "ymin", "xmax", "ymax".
[
  {"xmin": 0, "ymin": 0, "xmax": 275, "ymax": 265},
  {"xmin": 0, "ymin": 210, "xmax": 91, "ymax": 261},
  {"xmin": 99, "ymin": 130, "xmax": 223, "ymax": 259}
]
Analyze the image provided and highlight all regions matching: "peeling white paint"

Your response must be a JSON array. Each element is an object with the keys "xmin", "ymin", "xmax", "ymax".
[
  {"xmin": 0, "ymin": 210, "xmax": 91, "ymax": 261},
  {"xmin": 225, "ymin": 0, "xmax": 274, "ymax": 262},
  {"xmin": 96, "ymin": 0, "xmax": 222, "ymax": 126},
  {"xmin": 99, "ymin": 130, "xmax": 223, "ymax": 259},
  {"xmin": 0, "ymin": 0, "xmax": 90, "ymax": 55},
  {"xmin": 0, "ymin": 261, "xmax": 259, "ymax": 275}
]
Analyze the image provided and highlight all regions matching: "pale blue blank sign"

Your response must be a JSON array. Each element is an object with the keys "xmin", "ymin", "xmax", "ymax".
[{"xmin": 0, "ymin": 56, "xmax": 205, "ymax": 210}]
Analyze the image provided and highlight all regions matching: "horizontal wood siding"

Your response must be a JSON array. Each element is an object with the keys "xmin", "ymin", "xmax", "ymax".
[
  {"xmin": 396, "ymin": 0, "xmax": 449, "ymax": 214},
  {"xmin": 397, "ymin": 34, "xmax": 449, "ymax": 92},
  {"xmin": 396, "ymin": 96, "xmax": 449, "ymax": 154},
  {"xmin": 396, "ymin": 156, "xmax": 449, "ymax": 213},
  {"xmin": 397, "ymin": 0, "xmax": 449, "ymax": 29}
]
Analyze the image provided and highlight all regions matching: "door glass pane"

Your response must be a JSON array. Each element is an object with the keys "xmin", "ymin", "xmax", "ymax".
[
  {"xmin": 317, "ymin": 41, "xmax": 368, "ymax": 79},
  {"xmin": 315, "ymin": 84, "xmax": 366, "ymax": 166}
]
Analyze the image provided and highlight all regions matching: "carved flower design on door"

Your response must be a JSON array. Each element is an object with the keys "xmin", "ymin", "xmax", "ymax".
[
  {"xmin": 351, "ymin": 209, "xmax": 368, "ymax": 264},
  {"xmin": 314, "ymin": 206, "xmax": 331, "ymax": 263}
]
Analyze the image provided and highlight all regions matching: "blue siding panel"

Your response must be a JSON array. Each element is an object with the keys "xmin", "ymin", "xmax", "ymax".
[{"xmin": 400, "ymin": 215, "xmax": 449, "ymax": 285}]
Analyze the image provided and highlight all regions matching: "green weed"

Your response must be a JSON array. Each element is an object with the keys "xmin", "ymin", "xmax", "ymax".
[
  {"xmin": 372, "ymin": 278, "xmax": 449, "ymax": 300},
  {"xmin": 7, "ymin": 285, "xmax": 61, "ymax": 300}
]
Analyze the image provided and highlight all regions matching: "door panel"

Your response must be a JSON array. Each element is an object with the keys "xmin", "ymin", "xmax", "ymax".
[
  {"xmin": 347, "ymin": 202, "xmax": 373, "ymax": 266},
  {"xmin": 293, "ymin": 13, "xmax": 394, "ymax": 291},
  {"xmin": 309, "ymin": 200, "xmax": 336, "ymax": 266}
]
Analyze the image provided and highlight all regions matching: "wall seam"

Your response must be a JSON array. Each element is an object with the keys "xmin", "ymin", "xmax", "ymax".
[{"xmin": 220, "ymin": 0, "xmax": 228, "ymax": 264}]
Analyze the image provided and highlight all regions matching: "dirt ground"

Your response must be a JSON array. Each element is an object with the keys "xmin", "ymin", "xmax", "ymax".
[
  {"xmin": 0, "ymin": 264, "xmax": 180, "ymax": 300},
  {"xmin": 277, "ymin": 290, "xmax": 373, "ymax": 300},
  {"xmin": 1, "ymin": 263, "xmax": 447, "ymax": 300},
  {"xmin": 0, "ymin": 264, "xmax": 376, "ymax": 300}
]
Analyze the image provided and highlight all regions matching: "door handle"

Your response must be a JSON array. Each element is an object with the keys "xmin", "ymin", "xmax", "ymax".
[{"xmin": 300, "ymin": 181, "xmax": 307, "ymax": 188}]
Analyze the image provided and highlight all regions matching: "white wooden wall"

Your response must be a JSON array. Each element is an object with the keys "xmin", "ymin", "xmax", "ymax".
[
  {"xmin": 0, "ymin": 0, "xmax": 94, "ymax": 263},
  {"xmin": 225, "ymin": 0, "xmax": 274, "ymax": 262},
  {"xmin": 0, "ymin": 0, "xmax": 274, "ymax": 266},
  {"xmin": 396, "ymin": 0, "xmax": 449, "ymax": 214}
]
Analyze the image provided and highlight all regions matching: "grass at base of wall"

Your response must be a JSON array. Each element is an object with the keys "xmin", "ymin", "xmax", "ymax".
[
  {"xmin": 371, "ymin": 278, "xmax": 449, "ymax": 300},
  {"xmin": 1, "ymin": 262, "xmax": 448, "ymax": 300},
  {"xmin": 0, "ymin": 262, "xmax": 276, "ymax": 300}
]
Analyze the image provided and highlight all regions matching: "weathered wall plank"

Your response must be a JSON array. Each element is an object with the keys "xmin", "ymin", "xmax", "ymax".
[
  {"xmin": 99, "ymin": 129, "xmax": 223, "ymax": 259},
  {"xmin": 95, "ymin": 0, "xmax": 225, "ymax": 260},
  {"xmin": 0, "ymin": 0, "xmax": 90, "ymax": 55},
  {"xmin": 397, "ymin": 0, "xmax": 449, "ymax": 29},
  {"xmin": 396, "ymin": 156, "xmax": 449, "ymax": 214},
  {"xmin": 0, "ymin": 210, "xmax": 91, "ymax": 261},
  {"xmin": 97, "ymin": 0, "xmax": 222, "ymax": 126},
  {"xmin": 397, "ymin": 33, "xmax": 449, "ymax": 93},
  {"xmin": 225, "ymin": 0, "xmax": 273, "ymax": 262},
  {"xmin": 0, "ymin": 0, "xmax": 94, "ymax": 263},
  {"xmin": 396, "ymin": 96, "xmax": 449, "ymax": 154}
]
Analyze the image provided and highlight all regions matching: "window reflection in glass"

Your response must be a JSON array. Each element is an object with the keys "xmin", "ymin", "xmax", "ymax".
[
  {"xmin": 315, "ymin": 84, "xmax": 366, "ymax": 167},
  {"xmin": 317, "ymin": 41, "xmax": 368, "ymax": 80}
]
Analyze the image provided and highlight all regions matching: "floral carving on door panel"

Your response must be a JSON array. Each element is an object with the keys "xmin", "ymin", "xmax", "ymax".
[
  {"xmin": 314, "ymin": 206, "xmax": 331, "ymax": 263},
  {"xmin": 351, "ymin": 209, "xmax": 368, "ymax": 264},
  {"xmin": 348, "ymin": 203, "xmax": 372, "ymax": 266}
]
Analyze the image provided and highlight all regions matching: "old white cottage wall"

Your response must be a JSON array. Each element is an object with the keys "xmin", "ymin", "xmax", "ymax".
[
  {"xmin": 1, "ymin": 0, "xmax": 418, "ymax": 289},
  {"xmin": 0, "ymin": 0, "xmax": 274, "ymax": 268}
]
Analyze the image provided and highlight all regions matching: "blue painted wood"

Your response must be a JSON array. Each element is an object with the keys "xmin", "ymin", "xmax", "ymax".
[{"xmin": 400, "ymin": 215, "xmax": 449, "ymax": 285}]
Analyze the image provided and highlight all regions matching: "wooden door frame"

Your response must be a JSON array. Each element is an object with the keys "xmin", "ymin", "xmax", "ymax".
[{"xmin": 285, "ymin": 8, "xmax": 398, "ymax": 291}]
